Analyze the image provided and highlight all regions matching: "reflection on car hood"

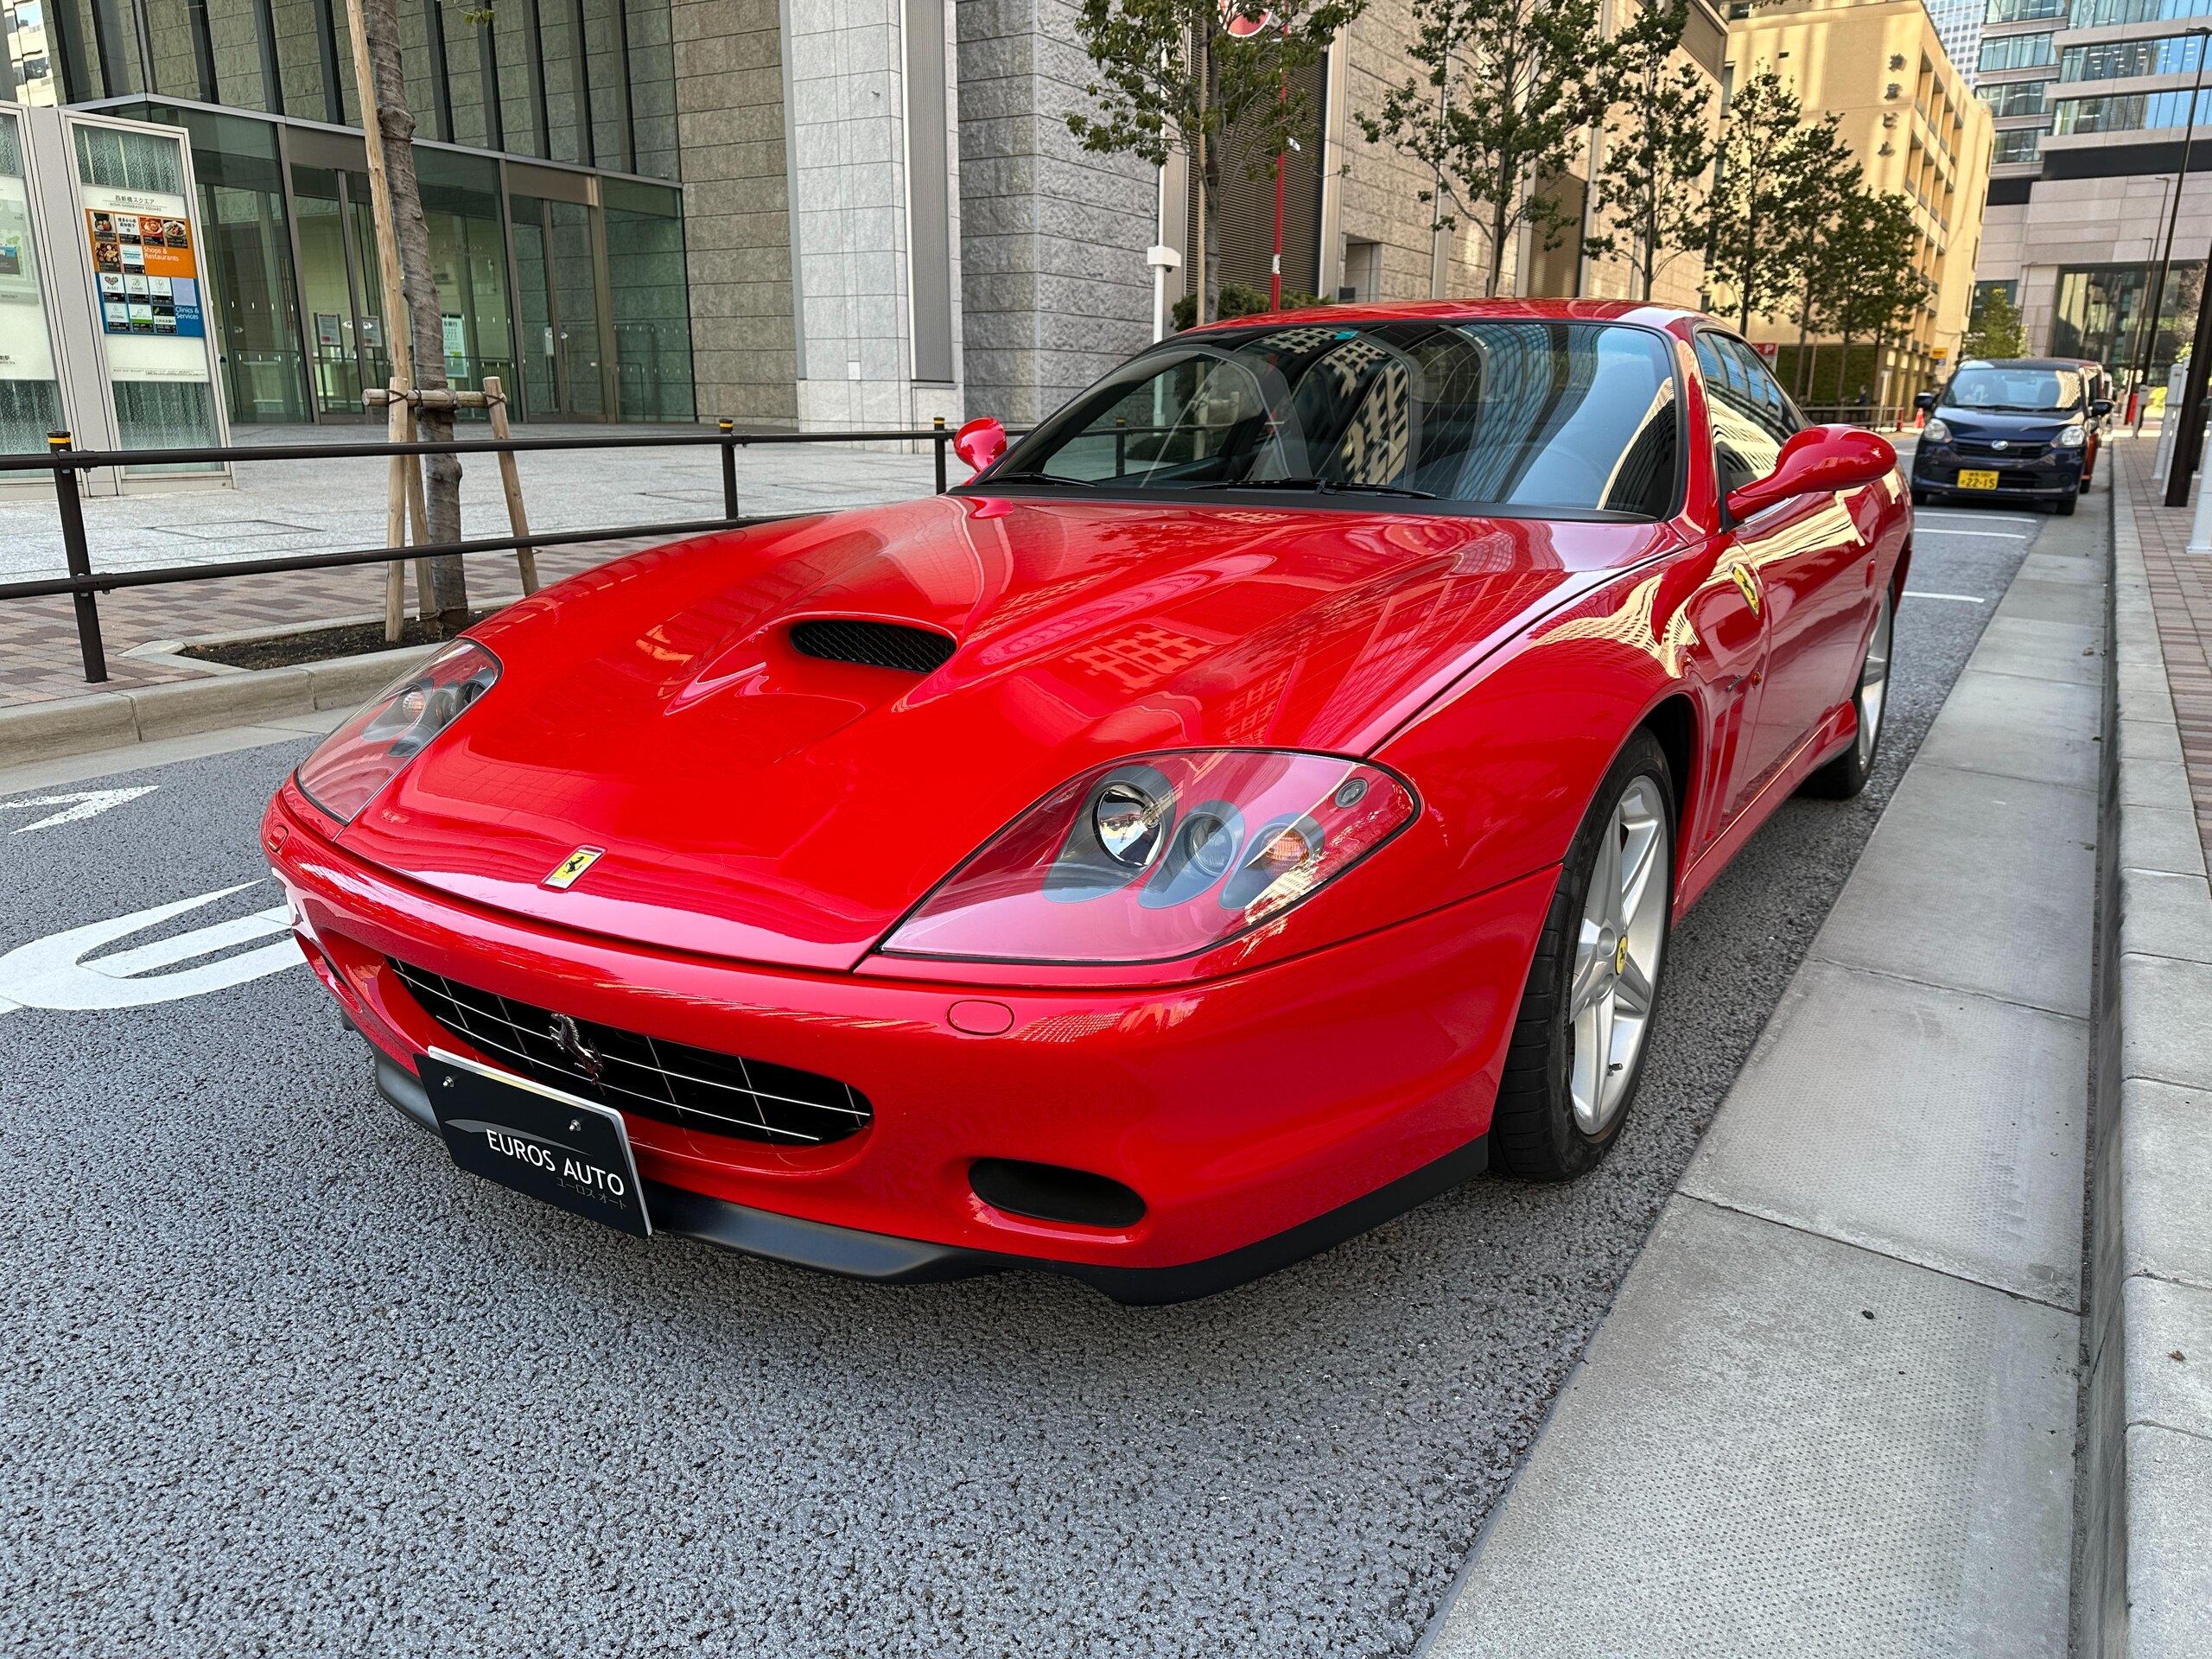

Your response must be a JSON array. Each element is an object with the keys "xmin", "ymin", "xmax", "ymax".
[{"xmin": 335, "ymin": 493, "xmax": 1671, "ymax": 970}]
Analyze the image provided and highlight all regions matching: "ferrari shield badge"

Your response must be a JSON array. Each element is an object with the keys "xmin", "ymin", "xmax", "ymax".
[
  {"xmin": 543, "ymin": 846, "xmax": 605, "ymax": 890},
  {"xmin": 1728, "ymin": 563, "xmax": 1761, "ymax": 616}
]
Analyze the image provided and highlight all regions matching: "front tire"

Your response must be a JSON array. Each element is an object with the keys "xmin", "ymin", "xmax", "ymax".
[
  {"xmin": 1803, "ymin": 585, "xmax": 1894, "ymax": 800},
  {"xmin": 1491, "ymin": 731, "xmax": 1675, "ymax": 1182},
  {"xmin": 2056, "ymin": 492, "xmax": 2077, "ymax": 517}
]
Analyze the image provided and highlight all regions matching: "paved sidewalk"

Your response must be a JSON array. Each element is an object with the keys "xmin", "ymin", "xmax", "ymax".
[
  {"xmin": 1423, "ymin": 490, "xmax": 2106, "ymax": 1654},
  {"xmin": 0, "ymin": 424, "xmax": 938, "ymax": 708}
]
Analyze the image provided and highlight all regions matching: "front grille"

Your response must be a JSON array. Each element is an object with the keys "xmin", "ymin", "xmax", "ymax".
[
  {"xmin": 1952, "ymin": 439, "xmax": 2046, "ymax": 459},
  {"xmin": 790, "ymin": 618, "xmax": 956, "ymax": 673},
  {"xmin": 390, "ymin": 959, "xmax": 872, "ymax": 1146}
]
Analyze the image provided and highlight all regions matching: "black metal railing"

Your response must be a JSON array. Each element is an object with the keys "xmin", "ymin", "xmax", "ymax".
[{"xmin": 0, "ymin": 420, "xmax": 976, "ymax": 686}]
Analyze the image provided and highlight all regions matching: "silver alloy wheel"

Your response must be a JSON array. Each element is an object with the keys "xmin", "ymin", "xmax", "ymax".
[
  {"xmin": 1567, "ymin": 776, "xmax": 1669, "ymax": 1135},
  {"xmin": 1855, "ymin": 589, "xmax": 1894, "ymax": 766}
]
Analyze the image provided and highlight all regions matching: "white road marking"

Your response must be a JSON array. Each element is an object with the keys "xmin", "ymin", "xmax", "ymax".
[
  {"xmin": 1916, "ymin": 510, "xmax": 2045, "ymax": 523},
  {"xmin": 0, "ymin": 883, "xmax": 304, "ymax": 1012},
  {"xmin": 1903, "ymin": 590, "xmax": 1987, "ymax": 603},
  {"xmin": 0, "ymin": 786, "xmax": 159, "ymax": 833},
  {"xmin": 1914, "ymin": 526, "xmax": 2033, "ymax": 539}
]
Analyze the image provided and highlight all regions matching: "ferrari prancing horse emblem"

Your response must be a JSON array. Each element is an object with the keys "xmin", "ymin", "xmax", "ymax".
[
  {"xmin": 543, "ymin": 846, "xmax": 605, "ymax": 890},
  {"xmin": 1729, "ymin": 562, "xmax": 1761, "ymax": 615}
]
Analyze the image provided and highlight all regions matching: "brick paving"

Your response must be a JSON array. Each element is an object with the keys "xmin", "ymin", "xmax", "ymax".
[{"xmin": 2119, "ymin": 433, "xmax": 2212, "ymax": 861}]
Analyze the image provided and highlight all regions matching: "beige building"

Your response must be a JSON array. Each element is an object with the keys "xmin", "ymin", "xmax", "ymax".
[{"xmin": 1723, "ymin": 0, "xmax": 1995, "ymax": 406}]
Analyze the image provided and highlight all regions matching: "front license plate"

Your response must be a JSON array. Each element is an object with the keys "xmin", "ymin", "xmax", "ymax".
[
  {"xmin": 1956, "ymin": 468, "xmax": 2000, "ymax": 489},
  {"xmin": 422, "ymin": 1047, "xmax": 652, "ymax": 1237}
]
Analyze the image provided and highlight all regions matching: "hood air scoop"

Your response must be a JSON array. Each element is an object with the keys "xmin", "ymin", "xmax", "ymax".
[{"xmin": 789, "ymin": 618, "xmax": 957, "ymax": 674}]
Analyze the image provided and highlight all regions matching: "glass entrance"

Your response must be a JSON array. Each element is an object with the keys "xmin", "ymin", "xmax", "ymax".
[
  {"xmin": 509, "ymin": 194, "xmax": 606, "ymax": 418},
  {"xmin": 291, "ymin": 162, "xmax": 391, "ymax": 418}
]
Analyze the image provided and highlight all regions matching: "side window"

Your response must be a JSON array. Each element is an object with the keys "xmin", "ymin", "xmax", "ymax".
[{"xmin": 1697, "ymin": 333, "xmax": 1784, "ymax": 496}]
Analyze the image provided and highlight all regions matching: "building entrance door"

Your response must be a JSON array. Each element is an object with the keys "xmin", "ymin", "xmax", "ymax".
[
  {"xmin": 289, "ymin": 161, "xmax": 390, "ymax": 421},
  {"xmin": 509, "ymin": 193, "xmax": 608, "ymax": 420}
]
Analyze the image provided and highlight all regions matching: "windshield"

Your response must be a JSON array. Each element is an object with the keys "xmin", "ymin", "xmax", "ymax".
[
  {"xmin": 988, "ymin": 320, "xmax": 1681, "ymax": 517},
  {"xmin": 1943, "ymin": 365, "xmax": 2085, "ymax": 415}
]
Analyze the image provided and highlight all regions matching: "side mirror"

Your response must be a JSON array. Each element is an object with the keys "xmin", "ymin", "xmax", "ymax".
[
  {"xmin": 952, "ymin": 416, "xmax": 1007, "ymax": 478},
  {"xmin": 1913, "ymin": 391, "xmax": 1936, "ymax": 411},
  {"xmin": 2091, "ymin": 398, "xmax": 2113, "ymax": 417},
  {"xmin": 1726, "ymin": 425, "xmax": 1897, "ymax": 524}
]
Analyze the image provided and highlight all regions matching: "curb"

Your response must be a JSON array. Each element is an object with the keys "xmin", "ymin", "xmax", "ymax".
[
  {"xmin": 0, "ymin": 645, "xmax": 433, "ymax": 768},
  {"xmin": 2084, "ymin": 452, "xmax": 2212, "ymax": 1658}
]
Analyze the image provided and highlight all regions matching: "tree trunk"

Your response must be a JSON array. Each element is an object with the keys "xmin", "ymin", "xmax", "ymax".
[
  {"xmin": 349, "ymin": 0, "xmax": 467, "ymax": 634},
  {"xmin": 1487, "ymin": 190, "xmax": 1510, "ymax": 300}
]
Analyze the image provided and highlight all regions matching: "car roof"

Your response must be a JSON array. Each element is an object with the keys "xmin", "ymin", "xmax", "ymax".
[{"xmin": 1179, "ymin": 298, "xmax": 1711, "ymax": 339}]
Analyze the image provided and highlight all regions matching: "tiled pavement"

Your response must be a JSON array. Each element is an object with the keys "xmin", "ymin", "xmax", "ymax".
[
  {"xmin": 2118, "ymin": 433, "xmax": 2212, "ymax": 861},
  {"xmin": 0, "ymin": 423, "xmax": 940, "ymax": 708}
]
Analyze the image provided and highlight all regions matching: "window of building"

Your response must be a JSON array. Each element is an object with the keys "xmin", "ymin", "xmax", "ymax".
[
  {"xmin": 2068, "ymin": 0, "xmax": 2212, "ymax": 26},
  {"xmin": 2052, "ymin": 86, "xmax": 2212, "ymax": 132},
  {"xmin": 2061, "ymin": 31, "xmax": 2208, "ymax": 79},
  {"xmin": 2053, "ymin": 261, "xmax": 2202, "ymax": 375},
  {"xmin": 1992, "ymin": 124, "xmax": 2049, "ymax": 162},
  {"xmin": 604, "ymin": 177, "xmax": 691, "ymax": 421},
  {"xmin": 1980, "ymin": 79, "xmax": 2049, "ymax": 116},
  {"xmin": 1986, "ymin": 0, "xmax": 2065, "ymax": 20},
  {"xmin": 1979, "ymin": 30, "xmax": 2058, "ymax": 70}
]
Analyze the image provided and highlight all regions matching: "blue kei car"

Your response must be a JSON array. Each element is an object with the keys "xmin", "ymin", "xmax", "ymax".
[{"xmin": 1910, "ymin": 358, "xmax": 2113, "ymax": 515}]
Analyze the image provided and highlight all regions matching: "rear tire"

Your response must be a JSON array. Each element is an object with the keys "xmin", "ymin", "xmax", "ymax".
[
  {"xmin": 1803, "ymin": 585, "xmax": 1894, "ymax": 800},
  {"xmin": 1491, "ymin": 731, "xmax": 1675, "ymax": 1182}
]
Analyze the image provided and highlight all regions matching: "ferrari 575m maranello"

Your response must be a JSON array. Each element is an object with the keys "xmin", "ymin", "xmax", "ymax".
[{"xmin": 264, "ymin": 301, "xmax": 1907, "ymax": 1302}]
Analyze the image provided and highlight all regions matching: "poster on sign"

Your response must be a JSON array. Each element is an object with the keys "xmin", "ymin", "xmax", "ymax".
[{"xmin": 86, "ymin": 207, "xmax": 202, "ymax": 337}]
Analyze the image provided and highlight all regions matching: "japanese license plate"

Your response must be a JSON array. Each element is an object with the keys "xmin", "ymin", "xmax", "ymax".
[{"xmin": 1956, "ymin": 468, "xmax": 1999, "ymax": 490}]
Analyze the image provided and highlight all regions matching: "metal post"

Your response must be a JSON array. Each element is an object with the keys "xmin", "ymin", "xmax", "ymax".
[
  {"xmin": 718, "ymin": 419, "xmax": 739, "ymax": 520},
  {"xmin": 933, "ymin": 415, "xmax": 948, "ymax": 493},
  {"xmin": 48, "ymin": 431, "xmax": 105, "ymax": 684}
]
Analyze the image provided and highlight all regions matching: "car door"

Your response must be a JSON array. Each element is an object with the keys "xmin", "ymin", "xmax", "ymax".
[{"xmin": 1699, "ymin": 333, "xmax": 1870, "ymax": 797}]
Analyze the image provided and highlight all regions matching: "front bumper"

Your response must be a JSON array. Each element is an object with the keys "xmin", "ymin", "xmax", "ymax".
[
  {"xmin": 1911, "ymin": 448, "xmax": 2082, "ymax": 500},
  {"xmin": 268, "ymin": 786, "xmax": 1549, "ymax": 1297}
]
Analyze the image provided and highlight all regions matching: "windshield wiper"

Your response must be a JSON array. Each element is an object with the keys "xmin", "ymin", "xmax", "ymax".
[
  {"xmin": 1186, "ymin": 476, "xmax": 1440, "ymax": 499},
  {"xmin": 987, "ymin": 470, "xmax": 1096, "ymax": 486}
]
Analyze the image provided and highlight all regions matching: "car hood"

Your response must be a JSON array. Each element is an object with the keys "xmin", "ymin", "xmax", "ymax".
[
  {"xmin": 335, "ymin": 493, "xmax": 1669, "ymax": 970},
  {"xmin": 1933, "ymin": 407, "xmax": 2080, "ymax": 443}
]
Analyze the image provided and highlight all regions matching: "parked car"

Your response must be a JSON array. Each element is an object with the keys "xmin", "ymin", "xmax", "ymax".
[
  {"xmin": 264, "ymin": 302, "xmax": 1908, "ymax": 1302},
  {"xmin": 1910, "ymin": 357, "xmax": 2113, "ymax": 512}
]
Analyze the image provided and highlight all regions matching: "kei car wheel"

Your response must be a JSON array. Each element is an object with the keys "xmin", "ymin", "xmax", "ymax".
[
  {"xmin": 1491, "ymin": 730, "xmax": 1675, "ymax": 1182},
  {"xmin": 1803, "ymin": 585, "xmax": 1894, "ymax": 800},
  {"xmin": 1910, "ymin": 486, "xmax": 1929, "ymax": 507}
]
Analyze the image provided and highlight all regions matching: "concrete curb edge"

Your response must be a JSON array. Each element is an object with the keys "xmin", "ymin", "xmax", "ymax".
[
  {"xmin": 2082, "ymin": 452, "xmax": 2212, "ymax": 1658},
  {"xmin": 0, "ymin": 645, "xmax": 435, "ymax": 769}
]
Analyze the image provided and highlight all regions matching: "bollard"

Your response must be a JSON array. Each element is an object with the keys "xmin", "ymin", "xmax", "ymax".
[
  {"xmin": 48, "ymin": 430, "xmax": 106, "ymax": 684},
  {"xmin": 718, "ymin": 420, "xmax": 739, "ymax": 520},
  {"xmin": 933, "ymin": 415, "xmax": 948, "ymax": 493}
]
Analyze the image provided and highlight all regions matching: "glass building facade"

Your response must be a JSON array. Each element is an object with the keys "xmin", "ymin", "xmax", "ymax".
[{"xmin": 0, "ymin": 0, "xmax": 691, "ymax": 423}]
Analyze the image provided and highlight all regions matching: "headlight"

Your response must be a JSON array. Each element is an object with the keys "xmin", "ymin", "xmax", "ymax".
[
  {"xmin": 294, "ymin": 639, "xmax": 500, "ymax": 823},
  {"xmin": 2056, "ymin": 423, "xmax": 2086, "ymax": 448},
  {"xmin": 882, "ymin": 750, "xmax": 1418, "ymax": 963},
  {"xmin": 1922, "ymin": 418, "xmax": 1950, "ymax": 443}
]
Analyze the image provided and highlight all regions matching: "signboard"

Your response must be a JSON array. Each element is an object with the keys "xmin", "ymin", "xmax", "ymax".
[
  {"xmin": 86, "ymin": 204, "xmax": 203, "ymax": 339},
  {"xmin": 0, "ymin": 170, "xmax": 56, "ymax": 383},
  {"xmin": 1753, "ymin": 340, "xmax": 1780, "ymax": 359}
]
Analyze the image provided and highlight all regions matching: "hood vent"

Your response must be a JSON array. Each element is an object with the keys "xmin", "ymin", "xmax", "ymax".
[{"xmin": 790, "ymin": 618, "xmax": 956, "ymax": 674}]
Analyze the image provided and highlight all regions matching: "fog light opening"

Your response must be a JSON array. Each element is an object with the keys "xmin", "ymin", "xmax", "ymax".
[{"xmin": 969, "ymin": 1158, "xmax": 1146, "ymax": 1230}]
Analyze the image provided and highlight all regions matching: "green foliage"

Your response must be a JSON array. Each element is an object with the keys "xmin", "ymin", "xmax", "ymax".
[
  {"xmin": 1705, "ymin": 68, "xmax": 1854, "ymax": 332},
  {"xmin": 1960, "ymin": 285, "xmax": 2028, "ymax": 360},
  {"xmin": 1171, "ymin": 284, "xmax": 1327, "ymax": 329},
  {"xmin": 1066, "ymin": 0, "xmax": 1366, "ymax": 324},
  {"xmin": 1355, "ymin": 0, "xmax": 1613, "ymax": 297},
  {"xmin": 1586, "ymin": 1, "xmax": 1713, "ymax": 303}
]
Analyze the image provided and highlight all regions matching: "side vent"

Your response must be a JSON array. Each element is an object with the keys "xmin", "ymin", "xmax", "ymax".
[{"xmin": 790, "ymin": 618, "xmax": 956, "ymax": 674}]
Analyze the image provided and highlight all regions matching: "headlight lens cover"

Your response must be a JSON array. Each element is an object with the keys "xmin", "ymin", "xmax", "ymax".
[
  {"xmin": 2056, "ymin": 423, "xmax": 2087, "ymax": 448},
  {"xmin": 1922, "ymin": 417, "xmax": 1951, "ymax": 443},
  {"xmin": 294, "ymin": 639, "xmax": 501, "ymax": 823},
  {"xmin": 882, "ymin": 749, "xmax": 1417, "ymax": 963}
]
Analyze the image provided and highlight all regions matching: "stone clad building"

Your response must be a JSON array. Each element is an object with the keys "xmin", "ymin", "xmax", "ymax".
[{"xmin": 0, "ymin": 0, "xmax": 1725, "ymax": 435}]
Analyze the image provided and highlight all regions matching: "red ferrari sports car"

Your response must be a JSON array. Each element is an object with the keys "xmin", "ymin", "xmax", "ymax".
[{"xmin": 264, "ymin": 301, "xmax": 1907, "ymax": 1301}]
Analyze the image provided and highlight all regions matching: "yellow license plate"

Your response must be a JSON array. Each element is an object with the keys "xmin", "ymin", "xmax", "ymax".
[{"xmin": 1956, "ymin": 468, "xmax": 2000, "ymax": 489}]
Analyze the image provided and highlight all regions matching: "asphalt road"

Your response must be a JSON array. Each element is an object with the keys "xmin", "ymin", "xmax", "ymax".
[{"xmin": 0, "ymin": 497, "xmax": 2063, "ymax": 1657}]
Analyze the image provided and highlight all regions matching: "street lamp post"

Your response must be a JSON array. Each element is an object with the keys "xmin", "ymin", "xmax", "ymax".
[{"xmin": 2133, "ymin": 26, "xmax": 2210, "ymax": 404}]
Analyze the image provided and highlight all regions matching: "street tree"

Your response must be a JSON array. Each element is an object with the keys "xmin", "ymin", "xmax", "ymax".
[
  {"xmin": 1067, "ymin": 0, "xmax": 1363, "ymax": 326},
  {"xmin": 1587, "ymin": 0, "xmax": 1714, "ymax": 303},
  {"xmin": 1357, "ymin": 0, "xmax": 1613, "ymax": 298},
  {"xmin": 1824, "ymin": 189, "xmax": 1931, "ymax": 410},
  {"xmin": 1960, "ymin": 284, "xmax": 2028, "ymax": 360},
  {"xmin": 1783, "ymin": 155, "xmax": 1867, "ymax": 399},
  {"xmin": 346, "ymin": 0, "xmax": 467, "ymax": 632},
  {"xmin": 1704, "ymin": 67, "xmax": 1850, "ymax": 333}
]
